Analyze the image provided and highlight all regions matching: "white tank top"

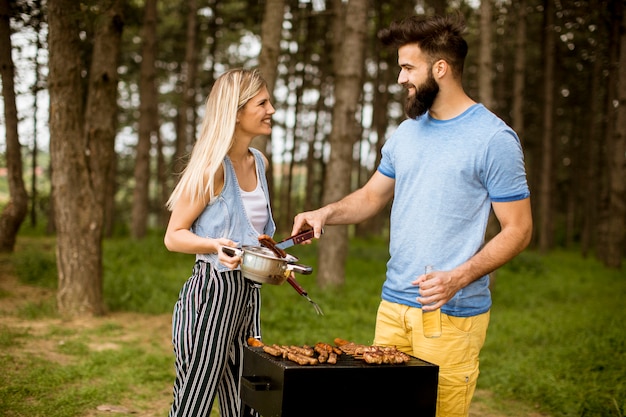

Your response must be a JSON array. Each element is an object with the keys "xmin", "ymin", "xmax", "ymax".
[{"xmin": 241, "ymin": 180, "xmax": 269, "ymax": 234}]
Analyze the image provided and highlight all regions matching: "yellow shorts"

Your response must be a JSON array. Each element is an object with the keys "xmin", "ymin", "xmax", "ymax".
[{"xmin": 374, "ymin": 300, "xmax": 490, "ymax": 417}]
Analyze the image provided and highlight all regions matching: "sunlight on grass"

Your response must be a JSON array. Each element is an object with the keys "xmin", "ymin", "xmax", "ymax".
[{"xmin": 0, "ymin": 324, "xmax": 174, "ymax": 417}]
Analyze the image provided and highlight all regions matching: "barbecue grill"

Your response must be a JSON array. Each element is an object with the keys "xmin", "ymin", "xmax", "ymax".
[{"xmin": 240, "ymin": 345, "xmax": 439, "ymax": 417}]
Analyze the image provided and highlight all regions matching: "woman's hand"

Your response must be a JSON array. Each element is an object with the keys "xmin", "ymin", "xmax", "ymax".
[{"xmin": 216, "ymin": 238, "xmax": 242, "ymax": 269}]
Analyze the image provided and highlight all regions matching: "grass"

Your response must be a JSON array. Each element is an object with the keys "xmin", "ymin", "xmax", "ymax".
[
  {"xmin": 0, "ymin": 233, "xmax": 624, "ymax": 417},
  {"xmin": 479, "ymin": 250, "xmax": 626, "ymax": 417},
  {"xmin": 102, "ymin": 233, "xmax": 192, "ymax": 314},
  {"xmin": 0, "ymin": 316, "xmax": 173, "ymax": 417}
]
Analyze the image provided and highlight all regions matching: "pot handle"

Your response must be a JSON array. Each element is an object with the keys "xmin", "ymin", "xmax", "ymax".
[
  {"xmin": 222, "ymin": 246, "xmax": 243, "ymax": 257},
  {"xmin": 286, "ymin": 263, "xmax": 313, "ymax": 275}
]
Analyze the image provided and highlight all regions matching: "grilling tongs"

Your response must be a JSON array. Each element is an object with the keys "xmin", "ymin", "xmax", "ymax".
[
  {"xmin": 273, "ymin": 229, "xmax": 324, "ymax": 316},
  {"xmin": 286, "ymin": 275, "xmax": 324, "ymax": 316}
]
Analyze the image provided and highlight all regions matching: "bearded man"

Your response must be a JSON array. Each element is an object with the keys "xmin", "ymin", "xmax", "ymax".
[{"xmin": 291, "ymin": 13, "xmax": 532, "ymax": 417}]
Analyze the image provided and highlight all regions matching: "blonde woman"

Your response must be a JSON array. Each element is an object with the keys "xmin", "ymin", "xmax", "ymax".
[{"xmin": 164, "ymin": 68, "xmax": 276, "ymax": 417}]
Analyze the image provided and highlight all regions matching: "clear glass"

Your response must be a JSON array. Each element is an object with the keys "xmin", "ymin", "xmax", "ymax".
[{"xmin": 422, "ymin": 265, "xmax": 442, "ymax": 338}]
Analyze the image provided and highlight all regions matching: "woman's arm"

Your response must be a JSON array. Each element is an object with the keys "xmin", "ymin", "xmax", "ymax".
[{"xmin": 164, "ymin": 166, "xmax": 240, "ymax": 269}]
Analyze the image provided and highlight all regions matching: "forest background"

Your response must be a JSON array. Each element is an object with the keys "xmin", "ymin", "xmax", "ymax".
[{"xmin": 0, "ymin": 0, "xmax": 625, "ymax": 318}]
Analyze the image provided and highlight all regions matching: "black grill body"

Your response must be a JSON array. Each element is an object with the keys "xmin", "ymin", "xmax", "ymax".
[{"xmin": 240, "ymin": 346, "xmax": 438, "ymax": 417}]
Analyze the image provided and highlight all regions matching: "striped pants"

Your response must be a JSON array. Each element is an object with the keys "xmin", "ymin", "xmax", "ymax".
[{"xmin": 169, "ymin": 261, "xmax": 261, "ymax": 417}]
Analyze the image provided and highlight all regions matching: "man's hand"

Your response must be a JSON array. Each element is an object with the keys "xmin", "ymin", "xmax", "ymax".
[
  {"xmin": 291, "ymin": 208, "xmax": 328, "ymax": 242},
  {"xmin": 413, "ymin": 269, "xmax": 460, "ymax": 311}
]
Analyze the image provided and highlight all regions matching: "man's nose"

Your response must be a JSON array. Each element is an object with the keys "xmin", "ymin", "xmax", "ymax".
[{"xmin": 397, "ymin": 70, "xmax": 407, "ymax": 85}]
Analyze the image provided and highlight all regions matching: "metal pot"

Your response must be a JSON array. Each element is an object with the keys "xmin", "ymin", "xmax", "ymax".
[{"xmin": 222, "ymin": 245, "xmax": 313, "ymax": 285}]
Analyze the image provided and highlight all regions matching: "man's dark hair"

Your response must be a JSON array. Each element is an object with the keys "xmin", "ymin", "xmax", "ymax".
[{"xmin": 378, "ymin": 13, "xmax": 468, "ymax": 78}]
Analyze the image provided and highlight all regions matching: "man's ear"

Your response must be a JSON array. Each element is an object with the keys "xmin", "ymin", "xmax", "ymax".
[{"xmin": 433, "ymin": 59, "xmax": 447, "ymax": 79}]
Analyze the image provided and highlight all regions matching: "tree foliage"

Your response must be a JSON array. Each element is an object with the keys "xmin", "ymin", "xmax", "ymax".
[{"xmin": 1, "ymin": 0, "xmax": 624, "ymax": 314}]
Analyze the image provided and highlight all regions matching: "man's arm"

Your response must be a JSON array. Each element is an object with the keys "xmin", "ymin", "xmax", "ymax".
[
  {"xmin": 416, "ymin": 197, "xmax": 533, "ymax": 310},
  {"xmin": 291, "ymin": 171, "xmax": 395, "ymax": 238}
]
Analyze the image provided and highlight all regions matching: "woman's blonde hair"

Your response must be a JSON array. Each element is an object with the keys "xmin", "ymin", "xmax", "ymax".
[{"xmin": 166, "ymin": 68, "xmax": 267, "ymax": 210}]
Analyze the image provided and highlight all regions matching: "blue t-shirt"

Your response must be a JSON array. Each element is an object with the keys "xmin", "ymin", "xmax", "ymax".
[{"xmin": 377, "ymin": 104, "xmax": 530, "ymax": 317}]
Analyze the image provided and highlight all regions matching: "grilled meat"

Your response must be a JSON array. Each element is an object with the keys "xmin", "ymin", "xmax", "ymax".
[{"xmin": 258, "ymin": 234, "xmax": 287, "ymax": 258}]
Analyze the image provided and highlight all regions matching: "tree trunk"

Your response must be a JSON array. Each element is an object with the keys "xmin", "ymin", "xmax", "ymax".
[
  {"xmin": 304, "ymin": 85, "xmax": 326, "ymax": 213},
  {"xmin": 156, "ymin": 128, "xmax": 169, "ymax": 229},
  {"xmin": 511, "ymin": 0, "xmax": 526, "ymax": 139},
  {"xmin": 317, "ymin": 0, "xmax": 368, "ymax": 288},
  {"xmin": 168, "ymin": 0, "xmax": 198, "ymax": 228},
  {"xmin": 605, "ymin": 0, "xmax": 625, "ymax": 268},
  {"xmin": 355, "ymin": 2, "xmax": 387, "ymax": 239},
  {"xmin": 0, "ymin": 0, "xmax": 28, "ymax": 253},
  {"xmin": 478, "ymin": 0, "xmax": 494, "ymax": 111},
  {"xmin": 254, "ymin": 0, "xmax": 285, "ymax": 209},
  {"xmin": 49, "ymin": 0, "xmax": 122, "ymax": 316},
  {"xmin": 86, "ymin": 0, "xmax": 124, "ymax": 236},
  {"xmin": 177, "ymin": 0, "xmax": 198, "ymax": 156},
  {"xmin": 102, "ymin": 155, "xmax": 117, "ymax": 238},
  {"xmin": 354, "ymin": 57, "xmax": 391, "ymax": 238},
  {"xmin": 566, "ymin": 110, "xmax": 583, "ymax": 248},
  {"xmin": 253, "ymin": 0, "xmax": 284, "ymax": 156},
  {"xmin": 278, "ymin": 3, "xmax": 313, "ymax": 231},
  {"xmin": 285, "ymin": 62, "xmax": 305, "ymax": 231},
  {"xmin": 538, "ymin": 0, "xmax": 556, "ymax": 253},
  {"xmin": 581, "ymin": 44, "xmax": 602, "ymax": 257},
  {"xmin": 131, "ymin": 0, "xmax": 158, "ymax": 239},
  {"xmin": 596, "ymin": 2, "xmax": 619, "ymax": 263},
  {"xmin": 257, "ymin": 0, "xmax": 283, "ymax": 104},
  {"xmin": 511, "ymin": 0, "xmax": 528, "ymax": 257},
  {"xmin": 29, "ymin": 8, "xmax": 44, "ymax": 229},
  {"xmin": 477, "ymin": 0, "xmax": 500, "ymax": 259}
]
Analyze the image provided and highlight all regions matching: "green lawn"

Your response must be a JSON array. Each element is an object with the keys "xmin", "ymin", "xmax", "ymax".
[{"xmin": 0, "ymin": 234, "xmax": 624, "ymax": 417}]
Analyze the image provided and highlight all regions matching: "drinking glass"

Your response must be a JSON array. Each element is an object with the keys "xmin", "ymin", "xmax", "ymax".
[{"xmin": 422, "ymin": 265, "xmax": 442, "ymax": 338}]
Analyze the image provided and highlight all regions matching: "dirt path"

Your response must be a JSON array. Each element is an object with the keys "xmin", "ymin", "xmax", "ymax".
[{"xmin": 0, "ymin": 263, "xmax": 547, "ymax": 417}]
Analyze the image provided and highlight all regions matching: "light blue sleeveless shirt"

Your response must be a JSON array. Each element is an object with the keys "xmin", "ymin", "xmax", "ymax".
[
  {"xmin": 377, "ymin": 104, "xmax": 530, "ymax": 316},
  {"xmin": 191, "ymin": 148, "xmax": 276, "ymax": 272}
]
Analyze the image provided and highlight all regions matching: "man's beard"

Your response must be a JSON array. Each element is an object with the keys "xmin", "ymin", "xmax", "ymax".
[{"xmin": 404, "ymin": 74, "xmax": 439, "ymax": 119}]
